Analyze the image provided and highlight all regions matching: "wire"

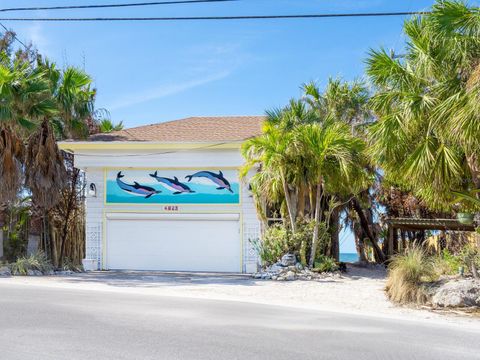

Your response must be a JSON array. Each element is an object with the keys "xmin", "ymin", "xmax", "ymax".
[
  {"xmin": 0, "ymin": 22, "xmax": 29, "ymax": 48},
  {"xmin": 0, "ymin": 12, "xmax": 430, "ymax": 22},
  {"xmin": 62, "ymin": 142, "xmax": 230, "ymax": 157},
  {"xmin": 0, "ymin": 1, "xmax": 239, "ymax": 13}
]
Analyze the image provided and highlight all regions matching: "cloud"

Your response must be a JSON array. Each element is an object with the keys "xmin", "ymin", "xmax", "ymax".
[
  {"xmin": 107, "ymin": 70, "xmax": 230, "ymax": 111},
  {"xmin": 23, "ymin": 23, "xmax": 50, "ymax": 55}
]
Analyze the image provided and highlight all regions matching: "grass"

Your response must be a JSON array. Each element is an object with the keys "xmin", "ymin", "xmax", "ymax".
[
  {"xmin": 10, "ymin": 251, "xmax": 53, "ymax": 276},
  {"xmin": 386, "ymin": 247, "xmax": 436, "ymax": 305}
]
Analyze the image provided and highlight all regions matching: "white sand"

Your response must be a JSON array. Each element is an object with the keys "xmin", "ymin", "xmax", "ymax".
[{"xmin": 1, "ymin": 265, "xmax": 479, "ymax": 329}]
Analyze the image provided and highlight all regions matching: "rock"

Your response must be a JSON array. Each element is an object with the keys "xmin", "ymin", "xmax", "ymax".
[
  {"xmin": 253, "ymin": 273, "xmax": 262, "ymax": 279},
  {"xmin": 271, "ymin": 275, "xmax": 278, "ymax": 281},
  {"xmin": 287, "ymin": 266, "xmax": 297, "ymax": 272},
  {"xmin": 432, "ymin": 279, "xmax": 480, "ymax": 308},
  {"xmin": 26, "ymin": 269, "xmax": 43, "ymax": 276},
  {"xmin": 0, "ymin": 266, "xmax": 11, "ymax": 277},
  {"xmin": 280, "ymin": 253, "xmax": 296, "ymax": 267},
  {"xmin": 295, "ymin": 262, "xmax": 304, "ymax": 271},
  {"xmin": 285, "ymin": 271, "xmax": 296, "ymax": 281},
  {"xmin": 276, "ymin": 276, "xmax": 286, "ymax": 281}
]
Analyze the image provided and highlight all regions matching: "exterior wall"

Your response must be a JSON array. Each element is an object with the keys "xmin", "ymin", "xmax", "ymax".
[{"xmin": 76, "ymin": 148, "xmax": 260, "ymax": 273}]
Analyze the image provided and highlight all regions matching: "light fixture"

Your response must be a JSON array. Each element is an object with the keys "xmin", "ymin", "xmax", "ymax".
[{"xmin": 88, "ymin": 183, "xmax": 97, "ymax": 197}]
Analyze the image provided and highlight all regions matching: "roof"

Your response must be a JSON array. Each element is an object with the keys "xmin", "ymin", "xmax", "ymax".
[
  {"xmin": 384, "ymin": 217, "xmax": 477, "ymax": 231},
  {"xmin": 88, "ymin": 116, "xmax": 265, "ymax": 142}
]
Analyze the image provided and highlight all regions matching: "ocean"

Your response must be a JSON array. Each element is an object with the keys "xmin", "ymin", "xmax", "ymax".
[{"xmin": 339, "ymin": 253, "xmax": 359, "ymax": 263}]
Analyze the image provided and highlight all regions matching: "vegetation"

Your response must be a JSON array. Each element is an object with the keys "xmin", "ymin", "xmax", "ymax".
[
  {"xmin": 386, "ymin": 247, "xmax": 434, "ymax": 305},
  {"xmin": 10, "ymin": 251, "xmax": 53, "ymax": 276},
  {"xmin": 0, "ymin": 30, "xmax": 111, "ymax": 268},
  {"xmin": 246, "ymin": 1, "xmax": 480, "ymax": 272}
]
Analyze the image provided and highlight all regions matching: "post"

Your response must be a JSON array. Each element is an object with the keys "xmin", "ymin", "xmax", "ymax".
[{"xmin": 388, "ymin": 224, "xmax": 394, "ymax": 257}]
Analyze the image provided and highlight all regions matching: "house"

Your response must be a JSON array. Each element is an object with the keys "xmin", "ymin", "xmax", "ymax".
[{"xmin": 59, "ymin": 116, "xmax": 264, "ymax": 273}]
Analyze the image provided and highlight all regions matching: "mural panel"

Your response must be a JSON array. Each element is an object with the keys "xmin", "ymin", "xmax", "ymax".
[{"xmin": 106, "ymin": 169, "xmax": 240, "ymax": 204}]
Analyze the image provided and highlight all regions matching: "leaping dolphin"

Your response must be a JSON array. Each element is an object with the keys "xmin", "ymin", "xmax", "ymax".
[
  {"xmin": 185, "ymin": 170, "xmax": 233, "ymax": 193},
  {"xmin": 116, "ymin": 171, "xmax": 161, "ymax": 198},
  {"xmin": 149, "ymin": 171, "xmax": 195, "ymax": 195}
]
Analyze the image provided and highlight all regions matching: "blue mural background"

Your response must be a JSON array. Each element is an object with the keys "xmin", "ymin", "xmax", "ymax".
[{"xmin": 106, "ymin": 169, "xmax": 240, "ymax": 204}]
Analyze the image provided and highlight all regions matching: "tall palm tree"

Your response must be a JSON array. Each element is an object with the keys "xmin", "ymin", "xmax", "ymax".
[{"xmin": 366, "ymin": 0, "xmax": 480, "ymax": 210}]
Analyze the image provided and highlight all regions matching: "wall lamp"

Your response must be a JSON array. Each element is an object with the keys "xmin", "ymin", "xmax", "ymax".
[{"xmin": 88, "ymin": 183, "xmax": 97, "ymax": 197}]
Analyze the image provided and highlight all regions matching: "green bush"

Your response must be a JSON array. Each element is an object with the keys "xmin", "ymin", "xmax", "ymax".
[
  {"xmin": 432, "ymin": 249, "xmax": 462, "ymax": 277},
  {"xmin": 314, "ymin": 255, "xmax": 338, "ymax": 272},
  {"xmin": 386, "ymin": 247, "xmax": 435, "ymax": 305},
  {"xmin": 10, "ymin": 251, "xmax": 53, "ymax": 276},
  {"xmin": 61, "ymin": 257, "xmax": 84, "ymax": 273},
  {"xmin": 251, "ymin": 221, "xmax": 315, "ymax": 266}
]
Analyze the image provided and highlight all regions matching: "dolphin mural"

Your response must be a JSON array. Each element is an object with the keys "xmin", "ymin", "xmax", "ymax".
[
  {"xmin": 149, "ymin": 171, "xmax": 195, "ymax": 195},
  {"xmin": 185, "ymin": 170, "xmax": 234, "ymax": 193},
  {"xmin": 116, "ymin": 171, "xmax": 161, "ymax": 198}
]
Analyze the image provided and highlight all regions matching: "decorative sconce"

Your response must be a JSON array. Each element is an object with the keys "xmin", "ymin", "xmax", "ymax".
[{"xmin": 88, "ymin": 183, "xmax": 97, "ymax": 197}]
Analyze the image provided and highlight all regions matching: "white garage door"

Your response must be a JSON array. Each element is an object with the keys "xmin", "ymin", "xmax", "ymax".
[{"xmin": 105, "ymin": 213, "xmax": 241, "ymax": 272}]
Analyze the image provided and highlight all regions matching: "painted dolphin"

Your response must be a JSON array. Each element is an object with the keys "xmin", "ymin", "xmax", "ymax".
[
  {"xmin": 149, "ymin": 171, "xmax": 195, "ymax": 195},
  {"xmin": 116, "ymin": 171, "xmax": 161, "ymax": 198},
  {"xmin": 185, "ymin": 170, "xmax": 233, "ymax": 193}
]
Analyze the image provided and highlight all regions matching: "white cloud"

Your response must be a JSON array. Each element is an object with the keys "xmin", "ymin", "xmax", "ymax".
[
  {"xmin": 23, "ymin": 23, "xmax": 50, "ymax": 55},
  {"xmin": 107, "ymin": 70, "xmax": 230, "ymax": 111}
]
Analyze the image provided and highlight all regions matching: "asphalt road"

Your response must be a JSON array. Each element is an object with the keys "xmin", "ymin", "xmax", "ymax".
[{"xmin": 0, "ymin": 283, "xmax": 479, "ymax": 360}]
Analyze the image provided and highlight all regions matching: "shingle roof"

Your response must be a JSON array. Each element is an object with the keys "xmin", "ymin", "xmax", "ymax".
[{"xmin": 88, "ymin": 116, "xmax": 265, "ymax": 142}]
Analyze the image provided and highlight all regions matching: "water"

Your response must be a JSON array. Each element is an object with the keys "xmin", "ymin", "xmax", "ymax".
[{"xmin": 340, "ymin": 253, "xmax": 359, "ymax": 263}]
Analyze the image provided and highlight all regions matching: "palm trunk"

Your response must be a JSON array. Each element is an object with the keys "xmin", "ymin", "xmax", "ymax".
[
  {"xmin": 309, "ymin": 182, "xmax": 323, "ymax": 267},
  {"xmin": 281, "ymin": 169, "xmax": 297, "ymax": 233},
  {"xmin": 351, "ymin": 197, "xmax": 385, "ymax": 263},
  {"xmin": 466, "ymin": 152, "xmax": 480, "ymax": 191}
]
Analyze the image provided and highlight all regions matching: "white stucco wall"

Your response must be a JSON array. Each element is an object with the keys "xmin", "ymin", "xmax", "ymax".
[{"xmin": 75, "ymin": 147, "xmax": 260, "ymax": 273}]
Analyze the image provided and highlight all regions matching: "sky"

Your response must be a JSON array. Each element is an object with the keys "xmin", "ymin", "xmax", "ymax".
[{"xmin": 1, "ymin": 0, "xmax": 445, "ymax": 254}]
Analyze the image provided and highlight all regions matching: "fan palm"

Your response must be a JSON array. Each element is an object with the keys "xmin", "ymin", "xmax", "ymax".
[{"xmin": 366, "ymin": 0, "xmax": 480, "ymax": 210}]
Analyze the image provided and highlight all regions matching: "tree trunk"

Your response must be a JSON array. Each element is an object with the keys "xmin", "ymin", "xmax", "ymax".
[
  {"xmin": 354, "ymin": 224, "xmax": 368, "ymax": 262},
  {"xmin": 351, "ymin": 197, "xmax": 385, "ymax": 263},
  {"xmin": 330, "ymin": 207, "xmax": 340, "ymax": 261},
  {"xmin": 466, "ymin": 152, "xmax": 480, "ymax": 191},
  {"xmin": 309, "ymin": 183, "xmax": 323, "ymax": 267},
  {"xmin": 281, "ymin": 169, "xmax": 297, "ymax": 233}
]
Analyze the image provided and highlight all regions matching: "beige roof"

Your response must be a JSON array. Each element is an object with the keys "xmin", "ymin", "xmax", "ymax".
[{"xmin": 89, "ymin": 116, "xmax": 265, "ymax": 142}]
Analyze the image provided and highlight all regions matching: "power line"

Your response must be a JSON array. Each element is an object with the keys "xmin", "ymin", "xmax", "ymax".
[
  {"xmin": 0, "ymin": 0, "xmax": 239, "ymax": 13},
  {"xmin": 0, "ymin": 12, "xmax": 430, "ymax": 22},
  {"xmin": 0, "ymin": 22, "xmax": 29, "ymax": 49}
]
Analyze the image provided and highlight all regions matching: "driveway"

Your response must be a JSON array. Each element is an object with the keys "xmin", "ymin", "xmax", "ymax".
[{"xmin": 0, "ymin": 280, "xmax": 479, "ymax": 360}]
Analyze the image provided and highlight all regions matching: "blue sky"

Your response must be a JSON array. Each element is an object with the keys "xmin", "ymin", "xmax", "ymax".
[{"xmin": 1, "ymin": 0, "xmax": 443, "ymax": 253}]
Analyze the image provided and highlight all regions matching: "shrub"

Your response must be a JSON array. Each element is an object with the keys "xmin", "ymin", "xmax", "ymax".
[
  {"xmin": 432, "ymin": 249, "xmax": 462, "ymax": 277},
  {"xmin": 61, "ymin": 257, "xmax": 84, "ymax": 272},
  {"xmin": 10, "ymin": 251, "xmax": 53, "ymax": 275},
  {"xmin": 313, "ymin": 255, "xmax": 338, "ymax": 272},
  {"xmin": 460, "ymin": 245, "xmax": 480, "ymax": 279},
  {"xmin": 386, "ymin": 247, "xmax": 435, "ymax": 305},
  {"xmin": 252, "ymin": 221, "xmax": 315, "ymax": 266}
]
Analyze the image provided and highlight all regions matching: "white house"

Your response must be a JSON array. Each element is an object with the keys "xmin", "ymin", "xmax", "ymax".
[{"xmin": 59, "ymin": 116, "xmax": 264, "ymax": 273}]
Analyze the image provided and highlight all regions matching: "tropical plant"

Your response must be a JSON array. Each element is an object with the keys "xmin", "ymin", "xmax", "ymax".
[
  {"xmin": 366, "ymin": 0, "xmax": 480, "ymax": 210},
  {"xmin": 313, "ymin": 254, "xmax": 339, "ymax": 272},
  {"xmin": 10, "ymin": 251, "xmax": 53, "ymax": 275},
  {"xmin": 98, "ymin": 118, "xmax": 124, "ymax": 133},
  {"xmin": 386, "ymin": 247, "xmax": 435, "ymax": 304}
]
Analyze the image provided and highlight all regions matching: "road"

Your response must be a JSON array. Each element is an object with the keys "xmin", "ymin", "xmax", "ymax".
[{"xmin": 0, "ymin": 282, "xmax": 478, "ymax": 360}]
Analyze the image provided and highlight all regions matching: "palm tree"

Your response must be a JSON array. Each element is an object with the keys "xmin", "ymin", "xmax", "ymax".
[
  {"xmin": 296, "ymin": 119, "xmax": 371, "ymax": 265},
  {"xmin": 98, "ymin": 118, "xmax": 124, "ymax": 133},
  {"xmin": 366, "ymin": 0, "xmax": 480, "ymax": 211}
]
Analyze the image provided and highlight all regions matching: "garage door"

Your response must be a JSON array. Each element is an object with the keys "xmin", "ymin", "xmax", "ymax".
[{"xmin": 105, "ymin": 213, "xmax": 241, "ymax": 272}]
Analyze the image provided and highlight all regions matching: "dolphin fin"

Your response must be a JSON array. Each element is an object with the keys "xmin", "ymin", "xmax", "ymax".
[
  {"xmin": 145, "ymin": 193, "xmax": 154, "ymax": 199},
  {"xmin": 173, "ymin": 191, "xmax": 182, "ymax": 195},
  {"xmin": 149, "ymin": 171, "xmax": 158, "ymax": 178},
  {"xmin": 218, "ymin": 170, "xmax": 223, "ymax": 177},
  {"xmin": 216, "ymin": 187, "xmax": 225, "ymax": 190},
  {"xmin": 228, "ymin": 188, "xmax": 234, "ymax": 193},
  {"xmin": 174, "ymin": 176, "xmax": 178, "ymax": 181},
  {"xmin": 133, "ymin": 181, "xmax": 141, "ymax": 188}
]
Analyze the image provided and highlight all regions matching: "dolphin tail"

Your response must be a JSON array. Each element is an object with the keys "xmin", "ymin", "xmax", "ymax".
[
  {"xmin": 149, "ymin": 170, "xmax": 158, "ymax": 178},
  {"xmin": 185, "ymin": 175, "xmax": 192, "ymax": 182},
  {"xmin": 117, "ymin": 171, "xmax": 124, "ymax": 178}
]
